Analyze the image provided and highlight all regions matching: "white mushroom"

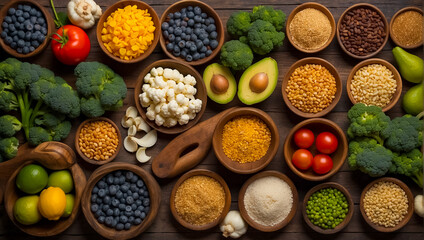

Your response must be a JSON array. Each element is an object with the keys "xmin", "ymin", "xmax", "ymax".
[
  {"xmin": 121, "ymin": 116, "xmax": 134, "ymax": 128},
  {"xmin": 128, "ymin": 125, "xmax": 137, "ymax": 137},
  {"xmin": 134, "ymin": 116, "xmax": 151, "ymax": 133},
  {"xmin": 123, "ymin": 136, "xmax": 138, "ymax": 153},
  {"xmin": 130, "ymin": 130, "xmax": 157, "ymax": 148},
  {"xmin": 126, "ymin": 106, "xmax": 138, "ymax": 119},
  {"xmin": 136, "ymin": 147, "xmax": 151, "ymax": 163}
]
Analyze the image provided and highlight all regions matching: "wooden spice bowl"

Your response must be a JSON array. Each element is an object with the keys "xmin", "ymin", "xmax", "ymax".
[
  {"xmin": 346, "ymin": 58, "xmax": 402, "ymax": 112},
  {"xmin": 389, "ymin": 7, "xmax": 423, "ymax": 49},
  {"xmin": 238, "ymin": 170, "xmax": 298, "ymax": 232},
  {"xmin": 212, "ymin": 107, "xmax": 280, "ymax": 174},
  {"xmin": 96, "ymin": 0, "xmax": 161, "ymax": 64},
  {"xmin": 359, "ymin": 177, "xmax": 414, "ymax": 232},
  {"xmin": 336, "ymin": 3, "xmax": 389, "ymax": 59},
  {"xmin": 281, "ymin": 57, "xmax": 342, "ymax": 118},
  {"xmin": 81, "ymin": 162, "xmax": 161, "ymax": 239},
  {"xmin": 159, "ymin": 0, "xmax": 225, "ymax": 66},
  {"xmin": 286, "ymin": 2, "xmax": 336, "ymax": 53},
  {"xmin": 283, "ymin": 118, "xmax": 348, "ymax": 181},
  {"xmin": 74, "ymin": 117, "xmax": 122, "ymax": 165},
  {"xmin": 134, "ymin": 59, "xmax": 207, "ymax": 135},
  {"xmin": 302, "ymin": 182, "xmax": 354, "ymax": 234},
  {"xmin": 169, "ymin": 169, "xmax": 231, "ymax": 231},
  {"xmin": 0, "ymin": 0, "xmax": 54, "ymax": 58}
]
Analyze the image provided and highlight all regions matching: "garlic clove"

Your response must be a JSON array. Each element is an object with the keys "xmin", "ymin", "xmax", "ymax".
[
  {"xmin": 136, "ymin": 147, "xmax": 151, "ymax": 163},
  {"xmin": 135, "ymin": 117, "xmax": 151, "ymax": 133},
  {"xmin": 121, "ymin": 116, "xmax": 134, "ymax": 128},
  {"xmin": 126, "ymin": 106, "xmax": 138, "ymax": 119},
  {"xmin": 128, "ymin": 125, "xmax": 137, "ymax": 137},
  {"xmin": 123, "ymin": 136, "xmax": 138, "ymax": 152},
  {"xmin": 130, "ymin": 130, "xmax": 157, "ymax": 148}
]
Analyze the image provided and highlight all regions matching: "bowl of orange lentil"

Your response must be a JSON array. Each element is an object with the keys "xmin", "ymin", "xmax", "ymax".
[{"xmin": 96, "ymin": 0, "xmax": 161, "ymax": 63}]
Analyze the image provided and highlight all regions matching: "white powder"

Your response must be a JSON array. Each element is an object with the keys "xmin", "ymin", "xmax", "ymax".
[{"xmin": 244, "ymin": 176, "xmax": 293, "ymax": 226}]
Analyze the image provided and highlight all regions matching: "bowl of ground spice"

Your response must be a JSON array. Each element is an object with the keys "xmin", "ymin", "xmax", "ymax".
[
  {"xmin": 360, "ymin": 177, "xmax": 414, "ymax": 232},
  {"xmin": 239, "ymin": 171, "xmax": 298, "ymax": 232},
  {"xmin": 337, "ymin": 3, "xmax": 389, "ymax": 59},
  {"xmin": 170, "ymin": 169, "xmax": 231, "ymax": 231},
  {"xmin": 212, "ymin": 107, "xmax": 280, "ymax": 174},
  {"xmin": 286, "ymin": 2, "xmax": 335, "ymax": 53},
  {"xmin": 390, "ymin": 7, "xmax": 423, "ymax": 49}
]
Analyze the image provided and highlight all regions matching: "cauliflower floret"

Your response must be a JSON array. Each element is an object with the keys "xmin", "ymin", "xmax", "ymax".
[
  {"xmin": 154, "ymin": 76, "xmax": 166, "ymax": 88},
  {"xmin": 176, "ymin": 82, "xmax": 185, "ymax": 94},
  {"xmin": 166, "ymin": 88, "xmax": 175, "ymax": 101},
  {"xmin": 160, "ymin": 103, "xmax": 171, "ymax": 117},
  {"xmin": 163, "ymin": 68, "xmax": 174, "ymax": 79},
  {"xmin": 144, "ymin": 73, "xmax": 151, "ymax": 82},
  {"xmin": 188, "ymin": 99, "xmax": 202, "ymax": 113},
  {"xmin": 194, "ymin": 99, "xmax": 202, "ymax": 112},
  {"xmin": 188, "ymin": 112, "xmax": 196, "ymax": 120},
  {"xmin": 155, "ymin": 103, "xmax": 164, "ymax": 113},
  {"xmin": 184, "ymin": 74, "xmax": 196, "ymax": 86},
  {"xmin": 184, "ymin": 85, "xmax": 196, "ymax": 96},
  {"xmin": 139, "ymin": 92, "xmax": 151, "ymax": 108},
  {"xmin": 150, "ymin": 67, "xmax": 159, "ymax": 77},
  {"xmin": 155, "ymin": 114, "xmax": 165, "ymax": 126},
  {"xmin": 142, "ymin": 84, "xmax": 151, "ymax": 93},
  {"xmin": 172, "ymin": 69, "xmax": 181, "ymax": 79},
  {"xmin": 164, "ymin": 117, "xmax": 178, "ymax": 127},
  {"xmin": 167, "ymin": 80, "xmax": 177, "ymax": 88},
  {"xmin": 182, "ymin": 106, "xmax": 188, "ymax": 113},
  {"xmin": 175, "ymin": 107, "xmax": 184, "ymax": 118},
  {"xmin": 146, "ymin": 106, "xmax": 156, "ymax": 121},
  {"xmin": 156, "ymin": 67, "xmax": 164, "ymax": 76},
  {"xmin": 168, "ymin": 100, "xmax": 179, "ymax": 113},
  {"xmin": 178, "ymin": 114, "xmax": 190, "ymax": 125},
  {"xmin": 176, "ymin": 94, "xmax": 186, "ymax": 105}
]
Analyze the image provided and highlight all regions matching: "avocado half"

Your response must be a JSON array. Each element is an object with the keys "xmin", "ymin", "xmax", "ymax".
[
  {"xmin": 238, "ymin": 57, "xmax": 278, "ymax": 105},
  {"xmin": 203, "ymin": 63, "xmax": 237, "ymax": 104}
]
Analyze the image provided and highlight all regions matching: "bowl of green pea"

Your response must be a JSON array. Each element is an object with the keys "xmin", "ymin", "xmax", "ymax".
[{"xmin": 302, "ymin": 182, "xmax": 353, "ymax": 234}]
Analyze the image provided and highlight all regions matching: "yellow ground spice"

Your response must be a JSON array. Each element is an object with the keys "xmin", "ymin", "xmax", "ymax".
[
  {"xmin": 392, "ymin": 11, "xmax": 423, "ymax": 47},
  {"xmin": 174, "ymin": 175, "xmax": 225, "ymax": 225},
  {"xmin": 222, "ymin": 116, "xmax": 271, "ymax": 163}
]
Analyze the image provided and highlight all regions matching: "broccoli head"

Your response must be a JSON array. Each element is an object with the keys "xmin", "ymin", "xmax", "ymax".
[
  {"xmin": 0, "ymin": 58, "xmax": 22, "ymax": 80},
  {"xmin": 43, "ymin": 84, "xmax": 81, "ymax": 119},
  {"xmin": 251, "ymin": 5, "xmax": 286, "ymax": 31},
  {"xmin": 382, "ymin": 115, "xmax": 423, "ymax": 153},
  {"xmin": 34, "ymin": 113, "xmax": 65, "ymax": 128},
  {"xmin": 389, "ymin": 149, "xmax": 423, "ymax": 188},
  {"xmin": 220, "ymin": 40, "xmax": 254, "ymax": 71},
  {"xmin": 0, "ymin": 83, "xmax": 18, "ymax": 112},
  {"xmin": 226, "ymin": 11, "xmax": 252, "ymax": 38},
  {"xmin": 0, "ymin": 137, "xmax": 19, "ymax": 159},
  {"xmin": 80, "ymin": 97, "xmax": 105, "ymax": 118},
  {"xmin": 51, "ymin": 121, "xmax": 72, "ymax": 141},
  {"xmin": 247, "ymin": 20, "xmax": 285, "ymax": 55},
  {"xmin": 28, "ymin": 127, "xmax": 53, "ymax": 146},
  {"xmin": 0, "ymin": 115, "xmax": 22, "ymax": 138}
]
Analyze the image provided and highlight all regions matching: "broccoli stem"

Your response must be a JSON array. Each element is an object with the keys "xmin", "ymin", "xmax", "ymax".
[
  {"xmin": 373, "ymin": 135, "xmax": 384, "ymax": 146},
  {"xmin": 29, "ymin": 100, "xmax": 43, "ymax": 127},
  {"xmin": 416, "ymin": 111, "xmax": 424, "ymax": 120},
  {"xmin": 16, "ymin": 92, "xmax": 30, "ymax": 139},
  {"xmin": 412, "ymin": 171, "xmax": 423, "ymax": 188}
]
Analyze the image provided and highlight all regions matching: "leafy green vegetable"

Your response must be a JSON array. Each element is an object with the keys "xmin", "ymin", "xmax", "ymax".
[{"xmin": 220, "ymin": 40, "xmax": 254, "ymax": 71}]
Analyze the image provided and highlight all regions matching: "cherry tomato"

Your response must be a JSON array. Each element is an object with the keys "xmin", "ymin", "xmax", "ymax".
[
  {"xmin": 312, "ymin": 154, "xmax": 333, "ymax": 174},
  {"xmin": 51, "ymin": 25, "xmax": 90, "ymax": 65},
  {"xmin": 294, "ymin": 128, "xmax": 315, "ymax": 149},
  {"xmin": 315, "ymin": 132, "xmax": 338, "ymax": 154},
  {"xmin": 291, "ymin": 149, "xmax": 313, "ymax": 170}
]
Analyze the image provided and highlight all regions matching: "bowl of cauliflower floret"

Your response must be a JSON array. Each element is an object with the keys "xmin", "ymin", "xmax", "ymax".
[{"xmin": 135, "ymin": 59, "xmax": 207, "ymax": 134}]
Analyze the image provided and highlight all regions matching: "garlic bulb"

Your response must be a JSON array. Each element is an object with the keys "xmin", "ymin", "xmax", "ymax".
[
  {"xmin": 220, "ymin": 210, "xmax": 247, "ymax": 238},
  {"xmin": 67, "ymin": 0, "xmax": 102, "ymax": 29}
]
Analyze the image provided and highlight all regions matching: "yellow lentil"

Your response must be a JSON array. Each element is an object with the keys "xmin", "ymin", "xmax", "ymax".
[
  {"xmin": 222, "ymin": 116, "xmax": 271, "ymax": 163},
  {"xmin": 101, "ymin": 5, "xmax": 155, "ymax": 60}
]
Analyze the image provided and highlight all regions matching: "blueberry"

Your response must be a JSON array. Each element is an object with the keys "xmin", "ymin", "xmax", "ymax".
[
  {"xmin": 91, "ymin": 194, "xmax": 98, "ymax": 203},
  {"xmin": 190, "ymin": 33, "xmax": 197, "ymax": 41},
  {"xmin": 124, "ymin": 223, "xmax": 131, "ymax": 230},
  {"xmin": 181, "ymin": 32, "xmax": 186, "ymax": 39},
  {"xmin": 210, "ymin": 31, "xmax": 217, "ymax": 39},
  {"xmin": 36, "ymin": 11, "xmax": 41, "ymax": 17},
  {"xmin": 121, "ymin": 184, "xmax": 129, "ymax": 193},
  {"xmin": 189, "ymin": 44, "xmax": 197, "ymax": 52},
  {"xmin": 180, "ymin": 8, "xmax": 187, "ymax": 13},
  {"xmin": 169, "ymin": 19, "xmax": 175, "ymax": 25},
  {"xmin": 194, "ymin": 15, "xmax": 202, "ymax": 23},
  {"xmin": 174, "ymin": 12, "xmax": 181, "ymax": 19},
  {"xmin": 136, "ymin": 180, "xmax": 144, "ymax": 188},
  {"xmin": 29, "ymin": 46, "xmax": 35, "ymax": 52},
  {"xmin": 114, "ymin": 171, "xmax": 122, "ymax": 177},
  {"xmin": 207, "ymin": 24, "xmax": 216, "ymax": 33},
  {"xmin": 143, "ymin": 191, "xmax": 149, "ymax": 198},
  {"xmin": 144, "ymin": 206, "xmax": 150, "ymax": 214},
  {"xmin": 132, "ymin": 192, "xmax": 139, "ymax": 200},
  {"xmin": 41, "ymin": 27, "xmax": 47, "ymax": 35},
  {"xmin": 187, "ymin": 19, "xmax": 195, "ymax": 27},
  {"xmin": 165, "ymin": 43, "xmax": 174, "ymax": 52},
  {"xmin": 1, "ymin": 32, "xmax": 7, "ymax": 39},
  {"xmin": 186, "ymin": 54, "xmax": 193, "ymax": 62},
  {"xmin": 175, "ymin": 36, "xmax": 182, "ymax": 43},
  {"xmin": 126, "ymin": 196, "xmax": 134, "ymax": 205},
  {"xmin": 187, "ymin": 11, "xmax": 195, "ymax": 19},
  {"xmin": 11, "ymin": 16, "xmax": 17, "ymax": 22},
  {"xmin": 192, "ymin": 52, "xmax": 200, "ymax": 60},
  {"xmin": 37, "ymin": 17, "xmax": 45, "ymax": 25},
  {"xmin": 98, "ymin": 180, "xmax": 107, "ymax": 189},
  {"xmin": 116, "ymin": 223, "xmax": 124, "ymax": 230},
  {"xmin": 5, "ymin": 16, "xmax": 12, "ymax": 23},
  {"xmin": 98, "ymin": 215, "xmax": 105, "ymax": 224},
  {"xmin": 119, "ymin": 176, "xmax": 125, "ymax": 184},
  {"xmin": 173, "ymin": 50, "xmax": 180, "ymax": 57},
  {"xmin": 104, "ymin": 196, "xmax": 111, "ymax": 205},
  {"xmin": 23, "ymin": 12, "xmax": 30, "ymax": 19},
  {"xmin": 16, "ymin": 10, "xmax": 23, "ymax": 16},
  {"xmin": 168, "ymin": 34, "xmax": 175, "ymax": 42},
  {"xmin": 91, "ymin": 204, "xmax": 99, "ymax": 212},
  {"xmin": 112, "ymin": 218, "xmax": 118, "ymax": 228},
  {"xmin": 112, "ymin": 199, "xmax": 119, "ymax": 207},
  {"xmin": 33, "ymin": 24, "xmax": 41, "ymax": 31},
  {"xmin": 201, "ymin": 12, "xmax": 207, "ymax": 18},
  {"xmin": 143, "ymin": 198, "xmax": 150, "ymax": 207},
  {"xmin": 210, "ymin": 40, "xmax": 219, "ymax": 49},
  {"xmin": 181, "ymin": 12, "xmax": 187, "ymax": 19},
  {"xmin": 2, "ymin": 22, "xmax": 8, "ymax": 29},
  {"xmin": 140, "ymin": 212, "xmax": 147, "ymax": 219},
  {"xmin": 8, "ymin": 8, "xmax": 16, "ymax": 15},
  {"xmin": 120, "ymin": 215, "xmax": 128, "ymax": 223},
  {"xmin": 107, "ymin": 175, "xmax": 114, "ymax": 184},
  {"xmin": 134, "ymin": 210, "xmax": 141, "ymax": 217},
  {"xmin": 196, "ymin": 40, "xmax": 203, "ymax": 49},
  {"xmin": 137, "ymin": 205, "xmax": 145, "ymax": 211},
  {"xmin": 194, "ymin": 6, "xmax": 202, "ymax": 15},
  {"xmin": 23, "ymin": 5, "xmax": 31, "ymax": 12},
  {"xmin": 98, "ymin": 189, "xmax": 106, "ymax": 197},
  {"xmin": 24, "ymin": 31, "xmax": 31, "ymax": 41},
  {"xmin": 92, "ymin": 185, "xmax": 100, "ymax": 194},
  {"xmin": 187, "ymin": 6, "xmax": 193, "ymax": 11},
  {"xmin": 30, "ymin": 8, "xmax": 37, "ymax": 16},
  {"xmin": 168, "ymin": 26, "xmax": 174, "ymax": 34},
  {"xmin": 17, "ymin": 39, "xmax": 25, "ymax": 47},
  {"xmin": 131, "ymin": 203, "xmax": 137, "ymax": 211},
  {"xmin": 176, "ymin": 40, "xmax": 186, "ymax": 49},
  {"xmin": 194, "ymin": 23, "xmax": 202, "ymax": 29},
  {"xmin": 202, "ymin": 38, "xmax": 210, "ymax": 46},
  {"xmin": 125, "ymin": 205, "xmax": 132, "ymax": 212},
  {"xmin": 205, "ymin": 19, "xmax": 210, "ymax": 26},
  {"xmin": 174, "ymin": 27, "xmax": 182, "ymax": 36},
  {"xmin": 128, "ymin": 216, "xmax": 135, "ymax": 224},
  {"xmin": 13, "ymin": 35, "xmax": 19, "ymax": 42},
  {"xmin": 200, "ymin": 53, "xmax": 206, "ymax": 59},
  {"xmin": 206, "ymin": 49, "xmax": 212, "ymax": 56},
  {"xmin": 102, "ymin": 204, "xmax": 110, "ymax": 211},
  {"xmin": 120, "ymin": 197, "xmax": 126, "ymax": 204},
  {"xmin": 208, "ymin": 17, "xmax": 215, "ymax": 24},
  {"xmin": 119, "ymin": 203, "xmax": 126, "ymax": 211},
  {"xmin": 25, "ymin": 41, "xmax": 30, "ymax": 47},
  {"xmin": 110, "ymin": 185, "xmax": 118, "ymax": 196},
  {"xmin": 124, "ymin": 211, "xmax": 132, "ymax": 217},
  {"xmin": 17, "ymin": 16, "xmax": 25, "ymax": 23},
  {"xmin": 173, "ymin": 45, "xmax": 180, "ymax": 53},
  {"xmin": 96, "ymin": 198, "xmax": 103, "ymax": 204},
  {"xmin": 105, "ymin": 216, "xmax": 113, "ymax": 226},
  {"xmin": 106, "ymin": 208, "xmax": 114, "ymax": 216},
  {"xmin": 8, "ymin": 24, "xmax": 16, "ymax": 32},
  {"xmin": 167, "ymin": 13, "xmax": 174, "ymax": 19},
  {"xmin": 113, "ymin": 208, "xmax": 120, "ymax": 217},
  {"xmin": 134, "ymin": 218, "xmax": 142, "ymax": 225},
  {"xmin": 161, "ymin": 22, "xmax": 169, "ymax": 30}
]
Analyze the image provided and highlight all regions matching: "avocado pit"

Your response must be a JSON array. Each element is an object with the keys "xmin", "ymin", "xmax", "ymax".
[
  {"xmin": 210, "ymin": 74, "xmax": 229, "ymax": 94},
  {"xmin": 249, "ymin": 72, "xmax": 269, "ymax": 93}
]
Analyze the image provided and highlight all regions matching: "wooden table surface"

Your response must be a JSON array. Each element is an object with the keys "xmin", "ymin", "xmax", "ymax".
[{"xmin": 0, "ymin": 0, "xmax": 423, "ymax": 239}]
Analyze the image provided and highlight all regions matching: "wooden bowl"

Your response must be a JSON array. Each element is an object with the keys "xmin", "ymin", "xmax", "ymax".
[
  {"xmin": 169, "ymin": 169, "xmax": 231, "ymax": 230},
  {"xmin": 346, "ymin": 58, "xmax": 402, "ymax": 112},
  {"xmin": 283, "ymin": 118, "xmax": 348, "ymax": 181},
  {"xmin": 96, "ymin": 0, "xmax": 160, "ymax": 64},
  {"xmin": 360, "ymin": 177, "xmax": 414, "ymax": 232},
  {"xmin": 238, "ymin": 171, "xmax": 298, "ymax": 232},
  {"xmin": 212, "ymin": 107, "xmax": 280, "ymax": 174},
  {"xmin": 390, "ymin": 7, "xmax": 423, "ymax": 49},
  {"xmin": 286, "ymin": 2, "xmax": 336, "ymax": 53},
  {"xmin": 81, "ymin": 162, "xmax": 161, "ymax": 239},
  {"xmin": 0, "ymin": 0, "xmax": 54, "ymax": 58},
  {"xmin": 336, "ymin": 3, "xmax": 389, "ymax": 59},
  {"xmin": 302, "ymin": 182, "xmax": 354, "ymax": 234},
  {"xmin": 159, "ymin": 0, "xmax": 225, "ymax": 66},
  {"xmin": 74, "ymin": 117, "xmax": 122, "ymax": 165},
  {"xmin": 134, "ymin": 59, "xmax": 207, "ymax": 134},
  {"xmin": 282, "ymin": 57, "xmax": 342, "ymax": 118}
]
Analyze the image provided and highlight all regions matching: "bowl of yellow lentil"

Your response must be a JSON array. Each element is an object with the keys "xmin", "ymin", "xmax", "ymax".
[
  {"xmin": 75, "ymin": 117, "xmax": 122, "ymax": 165},
  {"xmin": 212, "ymin": 107, "xmax": 280, "ymax": 174},
  {"xmin": 96, "ymin": 0, "xmax": 161, "ymax": 63},
  {"xmin": 282, "ymin": 57, "xmax": 342, "ymax": 118}
]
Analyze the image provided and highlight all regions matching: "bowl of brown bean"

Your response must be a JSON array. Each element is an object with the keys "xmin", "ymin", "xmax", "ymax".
[
  {"xmin": 360, "ymin": 177, "xmax": 414, "ymax": 232},
  {"xmin": 390, "ymin": 7, "xmax": 423, "ymax": 49},
  {"xmin": 337, "ymin": 3, "xmax": 389, "ymax": 59},
  {"xmin": 282, "ymin": 57, "xmax": 342, "ymax": 118},
  {"xmin": 346, "ymin": 58, "xmax": 402, "ymax": 112},
  {"xmin": 75, "ymin": 117, "xmax": 122, "ymax": 165}
]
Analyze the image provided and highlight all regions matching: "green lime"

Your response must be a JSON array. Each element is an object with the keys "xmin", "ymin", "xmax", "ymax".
[
  {"xmin": 16, "ymin": 164, "xmax": 48, "ymax": 194},
  {"xmin": 62, "ymin": 194, "xmax": 75, "ymax": 217},
  {"xmin": 13, "ymin": 195, "xmax": 42, "ymax": 225},
  {"xmin": 47, "ymin": 170, "xmax": 74, "ymax": 193}
]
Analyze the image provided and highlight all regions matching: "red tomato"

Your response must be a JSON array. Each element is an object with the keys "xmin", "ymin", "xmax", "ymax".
[
  {"xmin": 51, "ymin": 25, "xmax": 90, "ymax": 65},
  {"xmin": 315, "ymin": 132, "xmax": 338, "ymax": 154},
  {"xmin": 291, "ymin": 149, "xmax": 313, "ymax": 170},
  {"xmin": 294, "ymin": 128, "xmax": 314, "ymax": 149},
  {"xmin": 312, "ymin": 154, "xmax": 333, "ymax": 174}
]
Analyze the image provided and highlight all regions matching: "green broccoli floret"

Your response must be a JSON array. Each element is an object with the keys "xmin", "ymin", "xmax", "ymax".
[
  {"xmin": 80, "ymin": 97, "xmax": 106, "ymax": 118},
  {"xmin": 226, "ymin": 11, "xmax": 252, "ymax": 38},
  {"xmin": 0, "ymin": 82, "xmax": 18, "ymax": 112},
  {"xmin": 0, "ymin": 137, "xmax": 19, "ymax": 159},
  {"xmin": 247, "ymin": 20, "xmax": 285, "ymax": 55},
  {"xmin": 382, "ymin": 115, "xmax": 423, "ymax": 153},
  {"xmin": 0, "ymin": 58, "xmax": 22, "ymax": 80},
  {"xmin": 389, "ymin": 149, "xmax": 423, "ymax": 188},
  {"xmin": 0, "ymin": 115, "xmax": 22, "ymax": 138},
  {"xmin": 51, "ymin": 121, "xmax": 72, "ymax": 141},
  {"xmin": 34, "ymin": 113, "xmax": 65, "ymax": 128},
  {"xmin": 28, "ymin": 127, "xmax": 52, "ymax": 146},
  {"xmin": 220, "ymin": 40, "xmax": 254, "ymax": 71},
  {"xmin": 251, "ymin": 5, "xmax": 286, "ymax": 31},
  {"xmin": 43, "ymin": 84, "xmax": 81, "ymax": 119}
]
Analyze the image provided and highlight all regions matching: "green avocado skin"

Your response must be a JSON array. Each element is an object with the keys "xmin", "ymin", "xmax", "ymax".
[
  {"xmin": 392, "ymin": 47, "xmax": 423, "ymax": 84},
  {"xmin": 403, "ymin": 83, "xmax": 423, "ymax": 115}
]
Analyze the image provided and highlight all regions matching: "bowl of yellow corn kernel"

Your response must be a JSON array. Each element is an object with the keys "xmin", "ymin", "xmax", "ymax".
[{"xmin": 96, "ymin": 0, "xmax": 161, "ymax": 63}]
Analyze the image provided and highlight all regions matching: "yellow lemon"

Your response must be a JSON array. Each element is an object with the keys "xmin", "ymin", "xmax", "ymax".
[{"xmin": 38, "ymin": 187, "xmax": 66, "ymax": 220}]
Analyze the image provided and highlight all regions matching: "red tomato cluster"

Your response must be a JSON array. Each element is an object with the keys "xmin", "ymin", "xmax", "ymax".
[{"xmin": 292, "ymin": 129, "xmax": 338, "ymax": 175}]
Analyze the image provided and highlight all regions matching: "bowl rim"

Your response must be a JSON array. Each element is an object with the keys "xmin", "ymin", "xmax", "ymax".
[
  {"xmin": 359, "ymin": 177, "xmax": 414, "ymax": 232},
  {"xmin": 302, "ymin": 182, "xmax": 354, "ymax": 234},
  {"xmin": 96, "ymin": 0, "xmax": 161, "ymax": 63},
  {"xmin": 346, "ymin": 58, "xmax": 402, "ymax": 112},
  {"xmin": 281, "ymin": 57, "xmax": 342, "ymax": 118},
  {"xmin": 74, "ymin": 117, "xmax": 122, "ymax": 165},
  {"xmin": 336, "ymin": 3, "xmax": 389, "ymax": 59},
  {"xmin": 169, "ymin": 169, "xmax": 231, "ymax": 231},
  {"xmin": 389, "ymin": 6, "xmax": 423, "ymax": 49},
  {"xmin": 212, "ymin": 107, "xmax": 280, "ymax": 174},
  {"xmin": 81, "ymin": 162, "xmax": 161, "ymax": 239},
  {"xmin": 238, "ymin": 170, "xmax": 298, "ymax": 232},
  {"xmin": 159, "ymin": 0, "xmax": 225, "ymax": 66},
  {"xmin": 286, "ymin": 2, "xmax": 336, "ymax": 53}
]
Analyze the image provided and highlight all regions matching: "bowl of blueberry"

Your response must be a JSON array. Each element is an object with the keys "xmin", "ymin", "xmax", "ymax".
[
  {"xmin": 0, "ymin": 0, "xmax": 54, "ymax": 57},
  {"xmin": 160, "ymin": 0, "xmax": 224, "ymax": 65},
  {"xmin": 81, "ymin": 162, "xmax": 161, "ymax": 239}
]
